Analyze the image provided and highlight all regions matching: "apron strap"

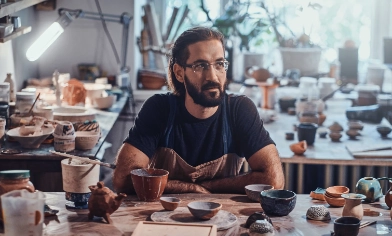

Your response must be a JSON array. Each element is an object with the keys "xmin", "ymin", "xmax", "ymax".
[{"xmin": 163, "ymin": 94, "xmax": 177, "ymax": 148}]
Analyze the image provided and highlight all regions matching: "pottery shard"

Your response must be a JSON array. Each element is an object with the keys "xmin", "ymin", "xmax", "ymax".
[{"xmin": 289, "ymin": 140, "xmax": 307, "ymax": 155}]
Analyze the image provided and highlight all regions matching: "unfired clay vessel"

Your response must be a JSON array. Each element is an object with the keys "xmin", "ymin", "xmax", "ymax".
[
  {"xmin": 88, "ymin": 181, "xmax": 127, "ymax": 224},
  {"xmin": 341, "ymin": 193, "xmax": 366, "ymax": 220}
]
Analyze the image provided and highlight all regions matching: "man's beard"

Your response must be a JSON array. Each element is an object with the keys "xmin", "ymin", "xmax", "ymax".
[{"xmin": 184, "ymin": 75, "xmax": 224, "ymax": 107}]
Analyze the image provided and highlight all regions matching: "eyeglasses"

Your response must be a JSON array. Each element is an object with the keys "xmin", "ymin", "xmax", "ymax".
[{"xmin": 184, "ymin": 60, "xmax": 229, "ymax": 74}]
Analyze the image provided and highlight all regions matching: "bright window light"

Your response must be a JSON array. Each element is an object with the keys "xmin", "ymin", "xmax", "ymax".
[{"xmin": 26, "ymin": 22, "xmax": 64, "ymax": 61}]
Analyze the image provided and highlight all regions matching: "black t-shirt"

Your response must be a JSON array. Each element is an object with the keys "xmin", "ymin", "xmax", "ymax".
[{"xmin": 124, "ymin": 93, "xmax": 275, "ymax": 166}]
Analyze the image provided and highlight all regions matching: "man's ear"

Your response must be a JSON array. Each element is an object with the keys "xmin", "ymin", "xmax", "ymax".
[{"xmin": 173, "ymin": 63, "xmax": 185, "ymax": 83}]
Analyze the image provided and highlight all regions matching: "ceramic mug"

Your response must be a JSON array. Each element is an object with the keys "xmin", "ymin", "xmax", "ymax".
[
  {"xmin": 297, "ymin": 122, "xmax": 318, "ymax": 145},
  {"xmin": 334, "ymin": 216, "xmax": 360, "ymax": 236}
]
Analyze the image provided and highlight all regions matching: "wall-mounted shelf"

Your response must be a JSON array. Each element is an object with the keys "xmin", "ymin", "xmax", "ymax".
[
  {"xmin": 0, "ymin": 0, "xmax": 46, "ymax": 18},
  {"xmin": 0, "ymin": 26, "xmax": 31, "ymax": 43}
]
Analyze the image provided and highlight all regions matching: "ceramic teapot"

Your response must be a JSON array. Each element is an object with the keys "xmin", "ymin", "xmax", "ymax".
[
  {"xmin": 87, "ymin": 181, "xmax": 127, "ymax": 224},
  {"xmin": 245, "ymin": 66, "xmax": 270, "ymax": 82},
  {"xmin": 355, "ymin": 177, "xmax": 383, "ymax": 202}
]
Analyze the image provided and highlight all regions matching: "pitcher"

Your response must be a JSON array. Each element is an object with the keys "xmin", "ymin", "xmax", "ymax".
[
  {"xmin": 1, "ymin": 189, "xmax": 45, "ymax": 236},
  {"xmin": 378, "ymin": 177, "xmax": 392, "ymax": 208}
]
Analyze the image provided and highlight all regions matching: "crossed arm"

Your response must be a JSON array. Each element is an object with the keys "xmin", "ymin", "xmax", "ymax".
[{"xmin": 113, "ymin": 143, "xmax": 284, "ymax": 194}]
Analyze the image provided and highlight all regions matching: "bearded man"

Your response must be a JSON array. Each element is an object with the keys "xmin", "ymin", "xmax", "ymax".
[{"xmin": 113, "ymin": 27, "xmax": 284, "ymax": 194}]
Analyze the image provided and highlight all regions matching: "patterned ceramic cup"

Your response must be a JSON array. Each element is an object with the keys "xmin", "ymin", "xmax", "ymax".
[{"xmin": 53, "ymin": 121, "xmax": 75, "ymax": 139}]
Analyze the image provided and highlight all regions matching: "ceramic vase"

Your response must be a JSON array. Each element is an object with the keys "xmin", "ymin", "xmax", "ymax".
[
  {"xmin": 341, "ymin": 193, "xmax": 366, "ymax": 220},
  {"xmin": 355, "ymin": 177, "xmax": 383, "ymax": 202}
]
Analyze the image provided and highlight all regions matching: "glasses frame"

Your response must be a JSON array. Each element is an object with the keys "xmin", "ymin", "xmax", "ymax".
[{"xmin": 184, "ymin": 60, "xmax": 230, "ymax": 74}]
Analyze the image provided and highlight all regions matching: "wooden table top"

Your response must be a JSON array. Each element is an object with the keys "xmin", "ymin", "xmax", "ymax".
[
  {"xmin": 0, "ymin": 193, "xmax": 389, "ymax": 236},
  {"xmin": 264, "ymin": 98, "xmax": 392, "ymax": 166},
  {"xmin": 0, "ymin": 94, "xmax": 128, "ymax": 160}
]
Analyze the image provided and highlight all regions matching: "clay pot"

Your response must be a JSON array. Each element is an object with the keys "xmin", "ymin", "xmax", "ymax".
[
  {"xmin": 160, "ymin": 197, "xmax": 181, "ymax": 211},
  {"xmin": 289, "ymin": 140, "xmax": 307, "ymax": 155},
  {"xmin": 88, "ymin": 181, "xmax": 127, "ymax": 224},
  {"xmin": 377, "ymin": 125, "xmax": 392, "ymax": 138},
  {"xmin": 245, "ymin": 184, "xmax": 274, "ymax": 202},
  {"xmin": 341, "ymin": 193, "xmax": 366, "ymax": 220},
  {"xmin": 130, "ymin": 168, "xmax": 168, "ymax": 202},
  {"xmin": 260, "ymin": 189, "xmax": 296, "ymax": 216},
  {"xmin": 346, "ymin": 129, "xmax": 361, "ymax": 140},
  {"xmin": 334, "ymin": 217, "xmax": 360, "ymax": 236},
  {"xmin": 329, "ymin": 132, "xmax": 342, "ymax": 142},
  {"xmin": 61, "ymin": 159, "xmax": 100, "ymax": 193},
  {"xmin": 378, "ymin": 177, "xmax": 392, "ymax": 208},
  {"xmin": 328, "ymin": 122, "xmax": 344, "ymax": 132},
  {"xmin": 347, "ymin": 120, "xmax": 364, "ymax": 131},
  {"xmin": 245, "ymin": 66, "xmax": 270, "ymax": 82},
  {"xmin": 326, "ymin": 186, "xmax": 350, "ymax": 198},
  {"xmin": 324, "ymin": 194, "xmax": 345, "ymax": 207}
]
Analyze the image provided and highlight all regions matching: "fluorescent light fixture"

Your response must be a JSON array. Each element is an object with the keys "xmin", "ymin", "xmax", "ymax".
[{"xmin": 26, "ymin": 12, "xmax": 74, "ymax": 61}]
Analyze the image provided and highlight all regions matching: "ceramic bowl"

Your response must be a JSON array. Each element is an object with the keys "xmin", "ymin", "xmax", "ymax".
[
  {"xmin": 334, "ymin": 216, "xmax": 360, "ymax": 236},
  {"xmin": 376, "ymin": 125, "xmax": 392, "ymax": 137},
  {"xmin": 245, "ymin": 184, "xmax": 274, "ymax": 202},
  {"xmin": 329, "ymin": 132, "xmax": 342, "ymax": 142},
  {"xmin": 159, "ymin": 197, "xmax": 181, "ymax": 211},
  {"xmin": 7, "ymin": 126, "xmax": 54, "ymax": 149},
  {"xmin": 249, "ymin": 219, "xmax": 275, "ymax": 236},
  {"xmin": 94, "ymin": 95, "xmax": 116, "ymax": 109},
  {"xmin": 75, "ymin": 131, "xmax": 100, "ymax": 150},
  {"xmin": 324, "ymin": 194, "xmax": 345, "ymax": 207},
  {"xmin": 245, "ymin": 211, "xmax": 273, "ymax": 228},
  {"xmin": 326, "ymin": 186, "xmax": 350, "ymax": 198},
  {"xmin": 346, "ymin": 129, "xmax": 361, "ymax": 139},
  {"xmin": 260, "ymin": 189, "xmax": 297, "ymax": 216},
  {"xmin": 289, "ymin": 140, "xmax": 307, "ymax": 155},
  {"xmin": 130, "ymin": 168, "xmax": 169, "ymax": 202},
  {"xmin": 187, "ymin": 201, "xmax": 222, "ymax": 220},
  {"xmin": 317, "ymin": 127, "xmax": 328, "ymax": 138},
  {"xmin": 306, "ymin": 205, "xmax": 331, "ymax": 221},
  {"xmin": 53, "ymin": 106, "xmax": 96, "ymax": 123},
  {"xmin": 278, "ymin": 97, "xmax": 296, "ymax": 112},
  {"xmin": 328, "ymin": 122, "xmax": 344, "ymax": 132},
  {"xmin": 347, "ymin": 120, "xmax": 364, "ymax": 131}
]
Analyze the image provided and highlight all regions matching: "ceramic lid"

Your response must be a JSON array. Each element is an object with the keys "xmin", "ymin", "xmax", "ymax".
[{"xmin": 0, "ymin": 170, "xmax": 30, "ymax": 179}]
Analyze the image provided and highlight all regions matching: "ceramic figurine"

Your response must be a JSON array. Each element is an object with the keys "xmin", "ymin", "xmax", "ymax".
[
  {"xmin": 88, "ymin": 181, "xmax": 127, "ymax": 224},
  {"xmin": 355, "ymin": 177, "xmax": 383, "ymax": 202}
]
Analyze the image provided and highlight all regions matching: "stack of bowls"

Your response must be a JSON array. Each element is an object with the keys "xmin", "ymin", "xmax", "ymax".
[{"xmin": 324, "ymin": 186, "xmax": 349, "ymax": 207}]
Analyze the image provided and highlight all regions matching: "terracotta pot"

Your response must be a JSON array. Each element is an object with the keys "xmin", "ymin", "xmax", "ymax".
[
  {"xmin": 61, "ymin": 159, "xmax": 100, "ymax": 193},
  {"xmin": 130, "ymin": 168, "xmax": 168, "ymax": 202},
  {"xmin": 378, "ymin": 177, "xmax": 392, "ymax": 208}
]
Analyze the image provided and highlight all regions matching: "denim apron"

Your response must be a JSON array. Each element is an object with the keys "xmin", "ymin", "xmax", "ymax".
[{"xmin": 150, "ymin": 94, "xmax": 245, "ymax": 183}]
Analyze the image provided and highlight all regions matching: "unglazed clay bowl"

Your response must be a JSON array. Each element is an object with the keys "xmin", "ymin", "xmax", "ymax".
[
  {"xmin": 130, "ymin": 168, "xmax": 169, "ymax": 202},
  {"xmin": 326, "ymin": 186, "xmax": 350, "ymax": 198},
  {"xmin": 289, "ymin": 140, "xmax": 307, "ymax": 155},
  {"xmin": 187, "ymin": 201, "xmax": 222, "ymax": 220},
  {"xmin": 245, "ymin": 184, "xmax": 274, "ymax": 202},
  {"xmin": 260, "ymin": 189, "xmax": 296, "ymax": 216},
  {"xmin": 159, "ymin": 196, "xmax": 181, "ymax": 211},
  {"xmin": 7, "ymin": 126, "xmax": 54, "ymax": 149},
  {"xmin": 324, "ymin": 194, "xmax": 345, "ymax": 207}
]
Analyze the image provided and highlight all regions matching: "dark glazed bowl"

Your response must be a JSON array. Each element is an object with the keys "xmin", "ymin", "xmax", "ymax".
[
  {"xmin": 334, "ymin": 216, "xmax": 360, "ymax": 236},
  {"xmin": 377, "ymin": 125, "xmax": 392, "ymax": 137},
  {"xmin": 187, "ymin": 201, "xmax": 222, "ymax": 220},
  {"xmin": 159, "ymin": 196, "xmax": 181, "ymax": 211},
  {"xmin": 130, "ymin": 168, "xmax": 169, "ymax": 202},
  {"xmin": 245, "ymin": 184, "xmax": 274, "ymax": 202},
  {"xmin": 260, "ymin": 189, "xmax": 297, "ymax": 216}
]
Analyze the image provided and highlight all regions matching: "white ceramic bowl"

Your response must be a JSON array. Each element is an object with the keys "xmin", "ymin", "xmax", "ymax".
[
  {"xmin": 75, "ymin": 131, "xmax": 100, "ymax": 150},
  {"xmin": 84, "ymin": 83, "xmax": 105, "ymax": 102},
  {"xmin": 94, "ymin": 95, "xmax": 116, "ymax": 109},
  {"xmin": 7, "ymin": 126, "xmax": 54, "ymax": 149}
]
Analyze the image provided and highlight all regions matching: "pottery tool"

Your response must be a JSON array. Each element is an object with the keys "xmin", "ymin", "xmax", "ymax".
[
  {"xmin": 27, "ymin": 93, "xmax": 41, "ymax": 116},
  {"xmin": 359, "ymin": 220, "xmax": 376, "ymax": 229},
  {"xmin": 49, "ymin": 150, "xmax": 116, "ymax": 169}
]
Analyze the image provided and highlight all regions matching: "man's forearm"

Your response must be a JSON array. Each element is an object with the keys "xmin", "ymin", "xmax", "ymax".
[
  {"xmin": 164, "ymin": 180, "xmax": 211, "ymax": 194},
  {"xmin": 200, "ymin": 170, "xmax": 284, "ymax": 194}
]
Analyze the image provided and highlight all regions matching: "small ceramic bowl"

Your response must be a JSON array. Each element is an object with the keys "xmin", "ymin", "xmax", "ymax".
[
  {"xmin": 75, "ymin": 131, "xmax": 100, "ymax": 150},
  {"xmin": 285, "ymin": 132, "xmax": 294, "ymax": 140},
  {"xmin": 260, "ymin": 189, "xmax": 296, "ymax": 216},
  {"xmin": 346, "ymin": 129, "xmax": 361, "ymax": 139},
  {"xmin": 334, "ymin": 216, "xmax": 360, "ymax": 236},
  {"xmin": 94, "ymin": 95, "xmax": 116, "ymax": 110},
  {"xmin": 324, "ymin": 194, "xmax": 345, "ymax": 207},
  {"xmin": 376, "ymin": 125, "xmax": 392, "ymax": 137},
  {"xmin": 245, "ymin": 184, "xmax": 274, "ymax": 202},
  {"xmin": 159, "ymin": 196, "xmax": 181, "ymax": 211},
  {"xmin": 317, "ymin": 127, "xmax": 328, "ymax": 138},
  {"xmin": 289, "ymin": 140, "xmax": 307, "ymax": 155},
  {"xmin": 306, "ymin": 205, "xmax": 331, "ymax": 221},
  {"xmin": 187, "ymin": 201, "xmax": 222, "ymax": 220},
  {"xmin": 328, "ymin": 122, "xmax": 344, "ymax": 132},
  {"xmin": 326, "ymin": 186, "xmax": 350, "ymax": 198}
]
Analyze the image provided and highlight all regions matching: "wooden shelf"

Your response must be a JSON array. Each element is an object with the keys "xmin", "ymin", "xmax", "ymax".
[
  {"xmin": 0, "ymin": 0, "xmax": 46, "ymax": 18},
  {"xmin": 0, "ymin": 26, "xmax": 31, "ymax": 43}
]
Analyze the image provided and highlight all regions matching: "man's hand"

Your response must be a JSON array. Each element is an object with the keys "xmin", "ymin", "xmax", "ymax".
[
  {"xmin": 113, "ymin": 143, "xmax": 150, "ymax": 194},
  {"xmin": 165, "ymin": 180, "xmax": 211, "ymax": 194}
]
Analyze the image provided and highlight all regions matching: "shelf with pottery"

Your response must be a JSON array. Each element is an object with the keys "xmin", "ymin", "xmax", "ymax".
[
  {"xmin": 0, "ymin": 26, "xmax": 31, "ymax": 43},
  {"xmin": 0, "ymin": 94, "xmax": 129, "ymax": 192}
]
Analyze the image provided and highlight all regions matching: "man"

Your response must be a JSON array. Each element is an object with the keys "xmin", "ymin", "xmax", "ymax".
[{"xmin": 113, "ymin": 26, "xmax": 284, "ymax": 194}]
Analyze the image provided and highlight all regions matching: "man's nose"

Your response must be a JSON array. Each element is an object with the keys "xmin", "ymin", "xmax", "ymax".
[{"xmin": 205, "ymin": 65, "xmax": 219, "ymax": 82}]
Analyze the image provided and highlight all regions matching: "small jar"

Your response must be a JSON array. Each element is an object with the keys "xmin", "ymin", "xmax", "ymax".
[
  {"xmin": 16, "ymin": 92, "xmax": 35, "ymax": 115},
  {"xmin": 0, "ymin": 170, "xmax": 35, "ymax": 195}
]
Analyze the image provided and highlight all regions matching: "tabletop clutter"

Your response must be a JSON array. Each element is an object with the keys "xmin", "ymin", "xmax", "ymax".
[
  {"xmin": 1, "ymin": 164, "xmax": 392, "ymax": 235},
  {"xmin": 0, "ymin": 71, "xmax": 123, "ymax": 152}
]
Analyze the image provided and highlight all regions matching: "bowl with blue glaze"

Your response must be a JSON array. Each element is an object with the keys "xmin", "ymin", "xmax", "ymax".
[{"xmin": 260, "ymin": 189, "xmax": 297, "ymax": 216}]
